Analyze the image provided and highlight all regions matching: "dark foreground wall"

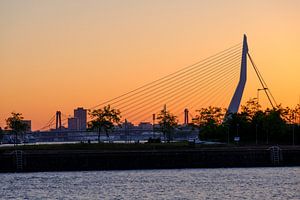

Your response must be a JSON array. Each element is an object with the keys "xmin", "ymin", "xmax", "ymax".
[{"xmin": 0, "ymin": 146, "xmax": 300, "ymax": 172}]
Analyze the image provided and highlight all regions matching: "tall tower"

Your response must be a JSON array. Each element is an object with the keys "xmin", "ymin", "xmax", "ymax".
[{"xmin": 227, "ymin": 34, "xmax": 248, "ymax": 113}]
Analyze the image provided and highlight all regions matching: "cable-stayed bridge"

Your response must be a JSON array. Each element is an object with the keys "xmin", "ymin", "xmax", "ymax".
[{"xmin": 39, "ymin": 35, "xmax": 277, "ymax": 130}]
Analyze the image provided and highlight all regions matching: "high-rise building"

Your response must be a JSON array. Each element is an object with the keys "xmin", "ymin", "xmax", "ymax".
[{"xmin": 74, "ymin": 107, "xmax": 87, "ymax": 131}]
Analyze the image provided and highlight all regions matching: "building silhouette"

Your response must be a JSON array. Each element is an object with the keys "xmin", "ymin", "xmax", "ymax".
[
  {"xmin": 74, "ymin": 107, "xmax": 87, "ymax": 131},
  {"xmin": 68, "ymin": 117, "xmax": 78, "ymax": 130},
  {"xmin": 67, "ymin": 107, "xmax": 87, "ymax": 131}
]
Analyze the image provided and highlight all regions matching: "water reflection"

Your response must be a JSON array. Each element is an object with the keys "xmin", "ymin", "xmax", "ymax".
[{"xmin": 0, "ymin": 167, "xmax": 299, "ymax": 200}]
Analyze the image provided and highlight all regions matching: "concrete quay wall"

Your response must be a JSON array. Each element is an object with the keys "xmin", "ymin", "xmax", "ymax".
[{"xmin": 0, "ymin": 147, "xmax": 299, "ymax": 172}]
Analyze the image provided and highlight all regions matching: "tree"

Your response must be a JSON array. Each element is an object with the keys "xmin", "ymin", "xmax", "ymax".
[
  {"xmin": 295, "ymin": 104, "xmax": 300, "ymax": 125},
  {"xmin": 156, "ymin": 106, "xmax": 178, "ymax": 142},
  {"xmin": 5, "ymin": 112, "xmax": 28, "ymax": 144},
  {"xmin": 251, "ymin": 110, "xmax": 266, "ymax": 144},
  {"xmin": 88, "ymin": 105, "xmax": 121, "ymax": 142},
  {"xmin": 193, "ymin": 106, "xmax": 225, "ymax": 126},
  {"xmin": 241, "ymin": 98, "xmax": 261, "ymax": 121},
  {"xmin": 239, "ymin": 99, "xmax": 262, "ymax": 144},
  {"xmin": 262, "ymin": 108, "xmax": 287, "ymax": 144},
  {"xmin": 192, "ymin": 106, "xmax": 225, "ymax": 140}
]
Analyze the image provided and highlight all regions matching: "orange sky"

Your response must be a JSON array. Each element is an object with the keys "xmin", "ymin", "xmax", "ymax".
[{"xmin": 0, "ymin": 0, "xmax": 300, "ymax": 130}]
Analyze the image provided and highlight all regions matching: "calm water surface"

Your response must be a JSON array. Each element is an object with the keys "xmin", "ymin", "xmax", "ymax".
[{"xmin": 0, "ymin": 167, "xmax": 299, "ymax": 200}]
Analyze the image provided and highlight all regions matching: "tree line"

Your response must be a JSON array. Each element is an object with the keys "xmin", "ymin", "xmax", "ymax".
[
  {"xmin": 192, "ymin": 99, "xmax": 300, "ymax": 145},
  {"xmin": 1, "ymin": 98, "xmax": 299, "ymax": 145},
  {"xmin": 86, "ymin": 99, "xmax": 300, "ymax": 145}
]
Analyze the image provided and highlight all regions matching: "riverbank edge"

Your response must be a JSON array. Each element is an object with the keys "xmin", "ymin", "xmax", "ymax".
[{"xmin": 1, "ymin": 146, "xmax": 299, "ymax": 172}]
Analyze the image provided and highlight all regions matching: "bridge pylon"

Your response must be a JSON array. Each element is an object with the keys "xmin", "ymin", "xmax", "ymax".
[
  {"xmin": 55, "ymin": 111, "xmax": 62, "ymax": 130},
  {"xmin": 227, "ymin": 34, "xmax": 248, "ymax": 114}
]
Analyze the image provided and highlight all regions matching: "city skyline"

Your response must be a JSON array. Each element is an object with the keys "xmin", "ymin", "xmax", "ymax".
[{"xmin": 1, "ymin": 1, "xmax": 300, "ymax": 130}]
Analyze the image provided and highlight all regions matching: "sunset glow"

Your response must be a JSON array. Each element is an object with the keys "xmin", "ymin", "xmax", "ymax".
[{"xmin": 1, "ymin": 0, "xmax": 300, "ymax": 130}]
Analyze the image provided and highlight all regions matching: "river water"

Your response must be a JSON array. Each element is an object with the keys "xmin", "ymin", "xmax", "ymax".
[{"xmin": 0, "ymin": 167, "xmax": 299, "ymax": 200}]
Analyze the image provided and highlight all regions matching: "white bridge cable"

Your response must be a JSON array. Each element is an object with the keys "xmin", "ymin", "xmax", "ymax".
[
  {"xmin": 116, "ymin": 54, "xmax": 242, "ymax": 114},
  {"xmin": 139, "ymin": 69, "xmax": 240, "ymax": 123},
  {"xmin": 92, "ymin": 49, "xmax": 241, "ymax": 118},
  {"xmin": 173, "ymin": 69, "xmax": 240, "ymax": 116},
  {"xmin": 112, "ymin": 51, "xmax": 242, "ymax": 110},
  {"xmin": 129, "ymin": 61, "xmax": 240, "ymax": 123},
  {"xmin": 124, "ymin": 60, "xmax": 240, "ymax": 120},
  {"xmin": 247, "ymin": 52, "xmax": 278, "ymax": 108},
  {"xmin": 163, "ymin": 67, "xmax": 240, "ymax": 119},
  {"xmin": 89, "ymin": 43, "xmax": 242, "ymax": 110}
]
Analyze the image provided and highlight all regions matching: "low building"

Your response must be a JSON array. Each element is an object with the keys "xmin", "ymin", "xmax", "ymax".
[
  {"xmin": 138, "ymin": 122, "xmax": 152, "ymax": 130},
  {"xmin": 68, "ymin": 117, "xmax": 78, "ymax": 130}
]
